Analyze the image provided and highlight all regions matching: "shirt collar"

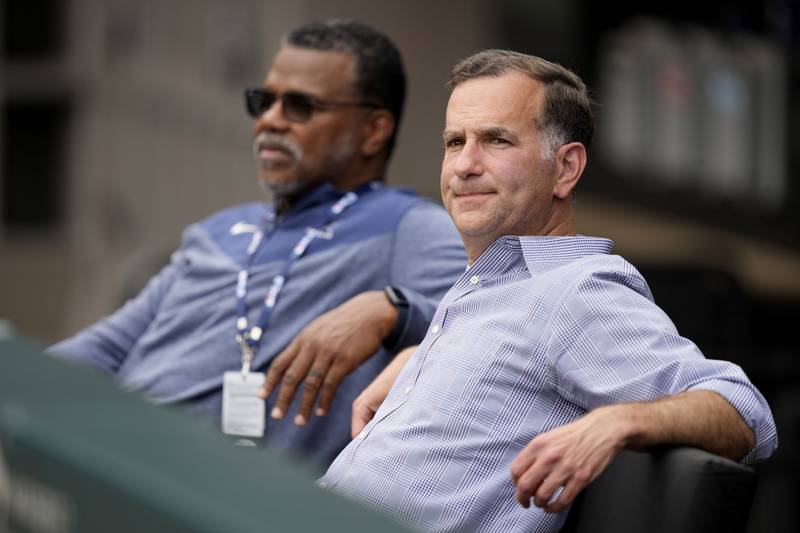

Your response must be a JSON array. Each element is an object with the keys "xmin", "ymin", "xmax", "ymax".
[
  {"xmin": 519, "ymin": 235, "xmax": 614, "ymax": 275},
  {"xmin": 277, "ymin": 182, "xmax": 341, "ymax": 215},
  {"xmin": 274, "ymin": 179, "xmax": 385, "ymax": 216},
  {"xmin": 464, "ymin": 236, "xmax": 524, "ymax": 279}
]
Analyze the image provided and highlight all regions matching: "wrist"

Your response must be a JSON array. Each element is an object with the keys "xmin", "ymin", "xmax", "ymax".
[
  {"xmin": 382, "ymin": 286, "xmax": 409, "ymax": 351},
  {"xmin": 360, "ymin": 290, "xmax": 398, "ymax": 337},
  {"xmin": 597, "ymin": 403, "xmax": 642, "ymax": 449}
]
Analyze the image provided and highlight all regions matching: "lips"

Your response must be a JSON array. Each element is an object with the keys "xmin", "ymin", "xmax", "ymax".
[
  {"xmin": 450, "ymin": 190, "xmax": 495, "ymax": 212},
  {"xmin": 448, "ymin": 179, "xmax": 495, "ymax": 198},
  {"xmin": 258, "ymin": 144, "xmax": 293, "ymax": 159},
  {"xmin": 257, "ymin": 136, "xmax": 292, "ymax": 153},
  {"xmin": 452, "ymin": 189, "xmax": 495, "ymax": 197}
]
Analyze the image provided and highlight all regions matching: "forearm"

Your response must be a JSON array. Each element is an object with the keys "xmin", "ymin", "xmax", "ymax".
[
  {"xmin": 48, "ymin": 293, "xmax": 161, "ymax": 373},
  {"xmin": 511, "ymin": 391, "xmax": 755, "ymax": 512},
  {"xmin": 610, "ymin": 390, "xmax": 755, "ymax": 460},
  {"xmin": 354, "ymin": 290, "xmax": 399, "ymax": 341}
]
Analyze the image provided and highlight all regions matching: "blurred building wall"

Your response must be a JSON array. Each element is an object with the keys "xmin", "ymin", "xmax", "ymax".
[
  {"xmin": 1, "ymin": 0, "xmax": 799, "ymax": 341},
  {"xmin": 0, "ymin": 0, "xmax": 495, "ymax": 341}
]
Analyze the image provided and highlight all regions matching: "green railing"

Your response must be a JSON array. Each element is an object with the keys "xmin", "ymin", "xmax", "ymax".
[{"xmin": 0, "ymin": 339, "xmax": 410, "ymax": 533}]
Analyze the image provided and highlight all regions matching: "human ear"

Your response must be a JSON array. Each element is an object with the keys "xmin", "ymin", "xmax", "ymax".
[
  {"xmin": 360, "ymin": 110, "xmax": 395, "ymax": 157},
  {"xmin": 552, "ymin": 142, "xmax": 587, "ymax": 199}
]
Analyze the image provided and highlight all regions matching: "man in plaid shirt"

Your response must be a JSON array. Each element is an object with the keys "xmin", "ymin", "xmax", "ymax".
[{"xmin": 320, "ymin": 50, "xmax": 777, "ymax": 532}]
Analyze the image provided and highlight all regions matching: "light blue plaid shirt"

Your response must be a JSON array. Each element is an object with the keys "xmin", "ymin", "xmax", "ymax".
[{"xmin": 320, "ymin": 235, "xmax": 777, "ymax": 532}]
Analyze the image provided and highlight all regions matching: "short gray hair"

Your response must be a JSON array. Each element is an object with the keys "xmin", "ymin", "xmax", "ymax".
[{"xmin": 448, "ymin": 49, "xmax": 593, "ymax": 160}]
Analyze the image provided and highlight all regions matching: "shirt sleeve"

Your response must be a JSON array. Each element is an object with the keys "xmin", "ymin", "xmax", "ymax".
[
  {"xmin": 385, "ymin": 201, "xmax": 466, "ymax": 352},
  {"xmin": 548, "ymin": 269, "xmax": 778, "ymax": 463},
  {"xmin": 47, "ymin": 246, "xmax": 185, "ymax": 374}
]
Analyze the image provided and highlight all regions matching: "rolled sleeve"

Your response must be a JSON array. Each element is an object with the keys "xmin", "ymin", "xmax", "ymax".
[
  {"xmin": 553, "ymin": 269, "xmax": 778, "ymax": 463},
  {"xmin": 688, "ymin": 376, "xmax": 778, "ymax": 463}
]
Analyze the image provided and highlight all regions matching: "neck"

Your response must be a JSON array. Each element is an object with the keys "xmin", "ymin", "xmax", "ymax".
[
  {"xmin": 464, "ymin": 204, "xmax": 577, "ymax": 265},
  {"xmin": 273, "ymin": 183, "xmax": 317, "ymax": 216},
  {"xmin": 331, "ymin": 154, "xmax": 387, "ymax": 191},
  {"xmin": 272, "ymin": 154, "xmax": 388, "ymax": 214}
]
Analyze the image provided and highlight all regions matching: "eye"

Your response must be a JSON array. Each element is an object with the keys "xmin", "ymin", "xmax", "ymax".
[
  {"xmin": 490, "ymin": 137, "xmax": 509, "ymax": 145},
  {"xmin": 444, "ymin": 138, "xmax": 464, "ymax": 149}
]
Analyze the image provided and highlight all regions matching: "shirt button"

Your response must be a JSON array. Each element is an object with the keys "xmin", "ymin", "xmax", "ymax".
[
  {"xmin": 318, "ymin": 481, "xmax": 328, "ymax": 488},
  {"xmin": 431, "ymin": 324, "xmax": 440, "ymax": 335},
  {"xmin": 470, "ymin": 275, "xmax": 479, "ymax": 285},
  {"xmin": 404, "ymin": 386, "xmax": 412, "ymax": 394}
]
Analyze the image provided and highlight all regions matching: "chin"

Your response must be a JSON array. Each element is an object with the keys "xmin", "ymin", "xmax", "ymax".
[
  {"xmin": 258, "ymin": 175, "xmax": 307, "ymax": 196},
  {"xmin": 453, "ymin": 217, "xmax": 492, "ymax": 237}
]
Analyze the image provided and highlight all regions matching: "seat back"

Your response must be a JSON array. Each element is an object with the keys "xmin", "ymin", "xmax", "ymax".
[{"xmin": 560, "ymin": 447, "xmax": 757, "ymax": 533}]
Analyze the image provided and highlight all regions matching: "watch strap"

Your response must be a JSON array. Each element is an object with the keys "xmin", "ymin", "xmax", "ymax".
[{"xmin": 382, "ymin": 286, "xmax": 409, "ymax": 351}]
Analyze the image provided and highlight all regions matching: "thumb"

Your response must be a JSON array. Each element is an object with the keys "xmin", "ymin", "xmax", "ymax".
[{"xmin": 351, "ymin": 402, "xmax": 374, "ymax": 438}]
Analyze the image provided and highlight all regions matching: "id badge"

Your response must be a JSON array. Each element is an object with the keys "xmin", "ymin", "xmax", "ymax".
[{"xmin": 222, "ymin": 371, "xmax": 266, "ymax": 438}]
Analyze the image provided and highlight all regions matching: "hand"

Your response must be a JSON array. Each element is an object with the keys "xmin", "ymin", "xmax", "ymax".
[
  {"xmin": 351, "ymin": 345, "xmax": 417, "ymax": 437},
  {"xmin": 258, "ymin": 290, "xmax": 397, "ymax": 426},
  {"xmin": 509, "ymin": 405, "xmax": 633, "ymax": 513}
]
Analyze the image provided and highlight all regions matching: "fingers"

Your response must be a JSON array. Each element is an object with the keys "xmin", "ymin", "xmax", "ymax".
[
  {"xmin": 514, "ymin": 463, "xmax": 574, "ymax": 512},
  {"xmin": 544, "ymin": 473, "xmax": 588, "ymax": 513},
  {"xmin": 294, "ymin": 358, "xmax": 334, "ymax": 426},
  {"xmin": 316, "ymin": 364, "xmax": 349, "ymax": 417},
  {"xmin": 513, "ymin": 458, "xmax": 549, "ymax": 508},
  {"xmin": 511, "ymin": 439, "xmax": 602, "ymax": 512},
  {"xmin": 510, "ymin": 439, "xmax": 541, "ymax": 484},
  {"xmin": 532, "ymin": 465, "xmax": 571, "ymax": 509},
  {"xmin": 259, "ymin": 340, "xmax": 299, "ymax": 400},
  {"xmin": 269, "ymin": 345, "xmax": 316, "ymax": 421},
  {"xmin": 511, "ymin": 435, "xmax": 567, "ymax": 509},
  {"xmin": 351, "ymin": 396, "xmax": 375, "ymax": 438}
]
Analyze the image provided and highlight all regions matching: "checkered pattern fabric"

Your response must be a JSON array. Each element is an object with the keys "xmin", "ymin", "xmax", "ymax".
[{"xmin": 320, "ymin": 235, "xmax": 777, "ymax": 532}]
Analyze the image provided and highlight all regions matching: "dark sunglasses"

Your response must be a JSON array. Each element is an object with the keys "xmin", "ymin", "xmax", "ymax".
[{"xmin": 244, "ymin": 87, "xmax": 381, "ymax": 123}]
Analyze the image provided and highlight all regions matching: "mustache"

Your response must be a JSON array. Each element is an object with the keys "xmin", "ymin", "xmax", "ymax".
[{"xmin": 252, "ymin": 132, "xmax": 303, "ymax": 161}]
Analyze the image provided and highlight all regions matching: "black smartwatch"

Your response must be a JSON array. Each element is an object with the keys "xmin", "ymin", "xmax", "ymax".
[{"xmin": 382, "ymin": 286, "xmax": 409, "ymax": 351}]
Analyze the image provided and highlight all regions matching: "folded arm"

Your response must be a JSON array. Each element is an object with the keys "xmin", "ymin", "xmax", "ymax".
[
  {"xmin": 510, "ymin": 389, "xmax": 754, "ymax": 512},
  {"xmin": 260, "ymin": 202, "xmax": 466, "ymax": 425},
  {"xmin": 511, "ymin": 270, "xmax": 776, "ymax": 513}
]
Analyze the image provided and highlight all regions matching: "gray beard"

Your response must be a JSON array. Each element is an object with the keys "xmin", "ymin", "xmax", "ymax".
[
  {"xmin": 258, "ymin": 174, "xmax": 313, "ymax": 198},
  {"xmin": 255, "ymin": 129, "xmax": 358, "ymax": 202}
]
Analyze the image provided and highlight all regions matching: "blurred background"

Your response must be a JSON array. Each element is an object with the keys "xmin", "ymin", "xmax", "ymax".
[{"xmin": 0, "ymin": 0, "xmax": 797, "ymax": 530}]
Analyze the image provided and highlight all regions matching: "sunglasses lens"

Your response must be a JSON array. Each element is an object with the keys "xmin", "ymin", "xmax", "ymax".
[
  {"xmin": 282, "ymin": 93, "xmax": 314, "ymax": 122},
  {"xmin": 245, "ymin": 89, "xmax": 276, "ymax": 118}
]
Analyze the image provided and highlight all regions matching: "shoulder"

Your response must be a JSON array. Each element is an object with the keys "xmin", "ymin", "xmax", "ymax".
[
  {"xmin": 197, "ymin": 202, "xmax": 269, "ymax": 235},
  {"xmin": 177, "ymin": 202, "xmax": 268, "ymax": 253},
  {"xmin": 376, "ymin": 185, "xmax": 451, "ymax": 220},
  {"xmin": 348, "ymin": 185, "xmax": 450, "ymax": 233},
  {"xmin": 361, "ymin": 185, "xmax": 426, "ymax": 216},
  {"xmin": 558, "ymin": 253, "xmax": 654, "ymax": 303}
]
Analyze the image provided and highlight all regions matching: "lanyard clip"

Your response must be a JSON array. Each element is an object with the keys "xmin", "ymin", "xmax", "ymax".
[
  {"xmin": 237, "ymin": 335, "xmax": 255, "ymax": 377},
  {"xmin": 240, "ymin": 344, "xmax": 254, "ymax": 377}
]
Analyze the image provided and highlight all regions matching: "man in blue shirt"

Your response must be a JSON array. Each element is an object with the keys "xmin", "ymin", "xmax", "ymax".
[
  {"xmin": 322, "ymin": 50, "xmax": 777, "ymax": 531},
  {"xmin": 50, "ymin": 20, "xmax": 466, "ymax": 467}
]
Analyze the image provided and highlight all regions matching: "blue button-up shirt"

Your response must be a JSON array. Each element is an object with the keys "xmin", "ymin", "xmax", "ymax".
[
  {"xmin": 51, "ymin": 183, "xmax": 467, "ymax": 467},
  {"xmin": 321, "ymin": 235, "xmax": 778, "ymax": 532}
]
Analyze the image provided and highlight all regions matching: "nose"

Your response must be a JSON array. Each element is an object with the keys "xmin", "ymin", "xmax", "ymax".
[
  {"xmin": 253, "ymin": 96, "xmax": 289, "ymax": 133},
  {"xmin": 452, "ymin": 140, "xmax": 484, "ymax": 179}
]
